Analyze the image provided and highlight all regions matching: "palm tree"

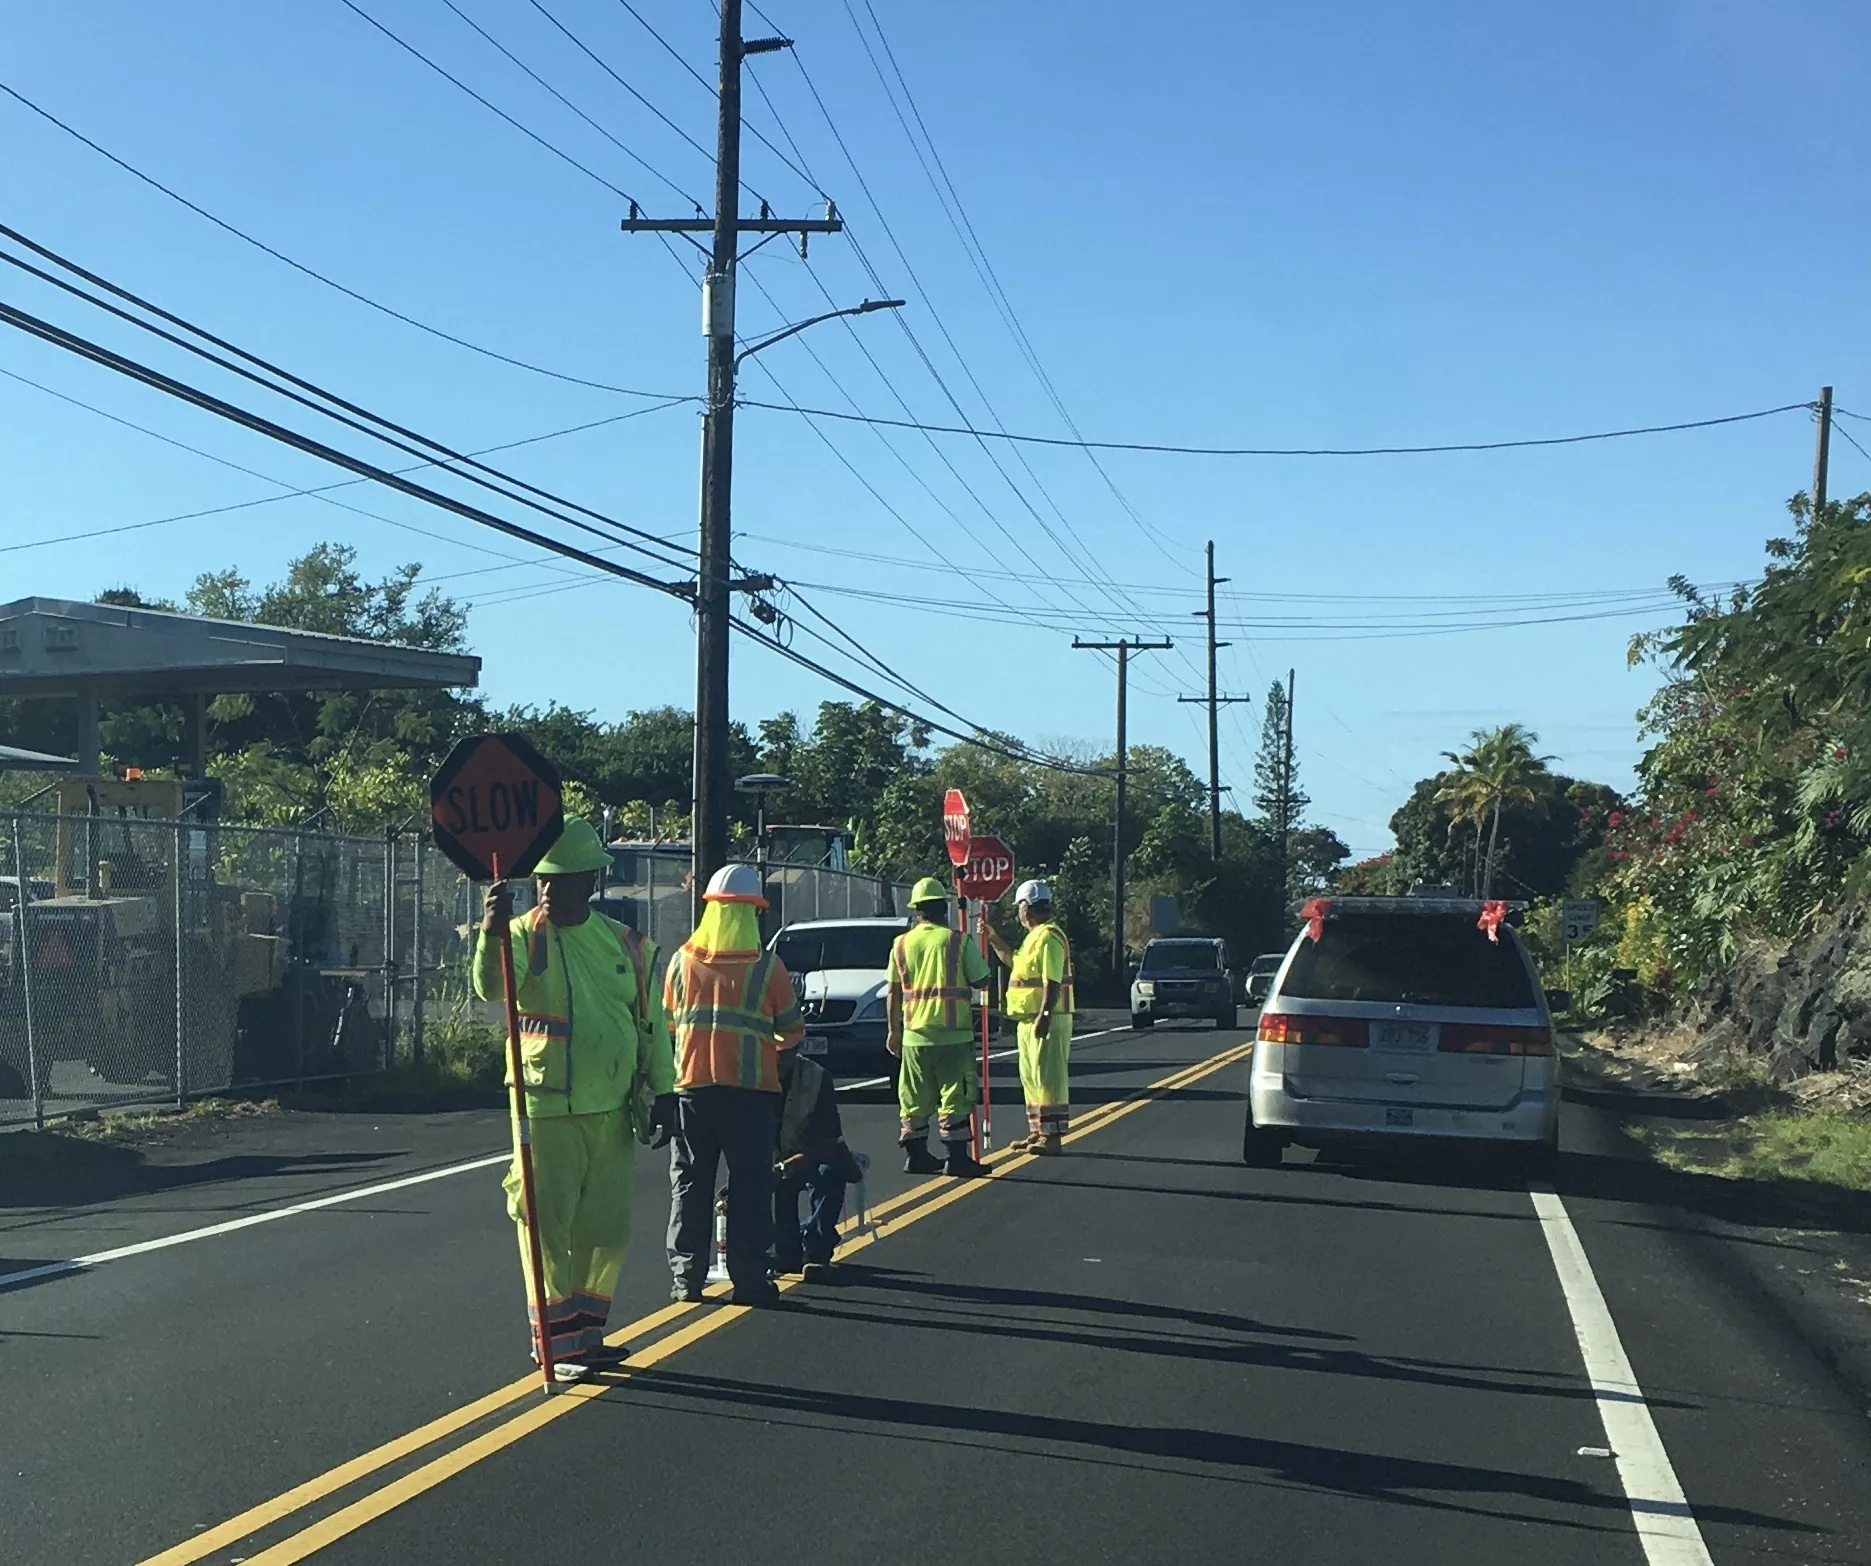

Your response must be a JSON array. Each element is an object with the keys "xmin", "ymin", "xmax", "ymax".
[{"xmin": 1436, "ymin": 724, "xmax": 1554, "ymax": 898}]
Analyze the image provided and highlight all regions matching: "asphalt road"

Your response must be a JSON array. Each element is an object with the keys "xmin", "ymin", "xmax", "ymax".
[{"xmin": 4, "ymin": 1021, "xmax": 1869, "ymax": 1564}]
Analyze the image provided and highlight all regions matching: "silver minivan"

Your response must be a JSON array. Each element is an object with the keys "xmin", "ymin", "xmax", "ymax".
[{"xmin": 1244, "ymin": 896, "xmax": 1563, "ymax": 1174}]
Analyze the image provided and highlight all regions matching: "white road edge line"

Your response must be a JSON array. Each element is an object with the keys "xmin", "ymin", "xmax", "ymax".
[
  {"xmin": 0, "ymin": 1153, "xmax": 509, "ymax": 1292},
  {"xmin": 835, "ymin": 1024, "xmax": 1132, "ymax": 1093},
  {"xmin": 1529, "ymin": 1184, "xmax": 1714, "ymax": 1566}
]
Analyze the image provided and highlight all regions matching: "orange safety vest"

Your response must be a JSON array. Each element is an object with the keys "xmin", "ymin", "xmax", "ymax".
[{"xmin": 667, "ymin": 945, "xmax": 801, "ymax": 1092}]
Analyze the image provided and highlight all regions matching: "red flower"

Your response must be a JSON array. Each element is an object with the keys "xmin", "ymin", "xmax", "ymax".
[
  {"xmin": 1705, "ymin": 785, "xmax": 1720, "ymax": 797},
  {"xmin": 1836, "ymin": 747, "xmax": 1848, "ymax": 761},
  {"xmin": 1607, "ymin": 811, "xmax": 1624, "ymax": 828},
  {"xmin": 1826, "ymin": 809, "xmax": 1844, "ymax": 829}
]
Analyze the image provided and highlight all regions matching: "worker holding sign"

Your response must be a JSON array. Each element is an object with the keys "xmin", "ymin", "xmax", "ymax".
[
  {"xmin": 472, "ymin": 818, "xmax": 678, "ymax": 1378},
  {"xmin": 989, "ymin": 879, "xmax": 1075, "ymax": 1155},
  {"xmin": 888, "ymin": 876, "xmax": 992, "ymax": 1178}
]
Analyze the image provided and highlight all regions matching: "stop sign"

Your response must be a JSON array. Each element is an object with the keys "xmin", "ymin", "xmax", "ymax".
[
  {"xmin": 943, "ymin": 787, "xmax": 972, "ymax": 867},
  {"xmin": 957, "ymin": 834, "xmax": 1015, "ymax": 902},
  {"xmin": 430, "ymin": 733, "xmax": 565, "ymax": 881}
]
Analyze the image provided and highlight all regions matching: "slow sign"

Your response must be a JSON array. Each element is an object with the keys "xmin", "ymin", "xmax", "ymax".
[
  {"xmin": 943, "ymin": 787, "xmax": 972, "ymax": 868},
  {"xmin": 429, "ymin": 733, "xmax": 565, "ymax": 881},
  {"xmin": 956, "ymin": 833, "xmax": 1015, "ymax": 902}
]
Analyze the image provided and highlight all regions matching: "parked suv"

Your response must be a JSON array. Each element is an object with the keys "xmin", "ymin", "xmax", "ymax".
[
  {"xmin": 1244, "ymin": 896, "xmax": 1563, "ymax": 1173},
  {"xmin": 769, "ymin": 916, "xmax": 909, "ymax": 1062},
  {"xmin": 1131, "ymin": 937, "xmax": 1236, "ymax": 1029}
]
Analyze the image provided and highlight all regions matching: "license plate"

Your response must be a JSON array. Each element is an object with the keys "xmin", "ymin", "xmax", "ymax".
[
  {"xmin": 1372, "ymin": 1021, "xmax": 1432, "ymax": 1052},
  {"xmin": 1385, "ymin": 1107, "xmax": 1414, "ymax": 1127},
  {"xmin": 799, "ymin": 1036, "xmax": 828, "ymax": 1056}
]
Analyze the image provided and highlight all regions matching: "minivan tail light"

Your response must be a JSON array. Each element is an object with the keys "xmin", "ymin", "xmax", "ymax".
[
  {"xmin": 1438, "ymin": 1024, "xmax": 1552, "ymax": 1056},
  {"xmin": 1257, "ymin": 1013, "xmax": 1369, "ymax": 1047}
]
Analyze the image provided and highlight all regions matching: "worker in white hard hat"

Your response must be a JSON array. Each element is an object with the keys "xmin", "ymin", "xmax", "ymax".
[
  {"xmin": 473, "ymin": 817, "xmax": 677, "ymax": 1378},
  {"xmin": 663, "ymin": 862, "xmax": 806, "ymax": 1306},
  {"xmin": 987, "ymin": 878, "xmax": 1075, "ymax": 1155},
  {"xmin": 888, "ymin": 875, "xmax": 992, "ymax": 1178}
]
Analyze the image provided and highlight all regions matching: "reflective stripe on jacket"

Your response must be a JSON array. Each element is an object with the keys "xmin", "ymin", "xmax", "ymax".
[
  {"xmin": 470, "ymin": 907, "xmax": 675, "ymax": 1117},
  {"xmin": 666, "ymin": 944, "xmax": 806, "ymax": 1092},
  {"xmin": 1006, "ymin": 922, "xmax": 1074, "ymax": 1019},
  {"xmin": 889, "ymin": 921, "xmax": 990, "ymax": 1047}
]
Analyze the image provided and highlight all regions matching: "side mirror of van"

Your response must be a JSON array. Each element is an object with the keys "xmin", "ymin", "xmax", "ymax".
[{"xmin": 1543, "ymin": 988, "xmax": 1572, "ymax": 1015}]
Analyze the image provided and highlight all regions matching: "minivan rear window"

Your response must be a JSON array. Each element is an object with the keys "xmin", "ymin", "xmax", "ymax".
[{"xmin": 1276, "ymin": 914, "xmax": 1535, "ymax": 1009}]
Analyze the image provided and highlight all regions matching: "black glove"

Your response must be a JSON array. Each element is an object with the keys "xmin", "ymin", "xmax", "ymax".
[{"xmin": 647, "ymin": 1093, "xmax": 680, "ymax": 1151}]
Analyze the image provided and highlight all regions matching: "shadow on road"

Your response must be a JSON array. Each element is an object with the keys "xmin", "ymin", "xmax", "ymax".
[
  {"xmin": 616, "ymin": 1370, "xmax": 1821, "ymax": 1542},
  {"xmin": 0, "ymin": 1135, "xmax": 400, "ymax": 1212}
]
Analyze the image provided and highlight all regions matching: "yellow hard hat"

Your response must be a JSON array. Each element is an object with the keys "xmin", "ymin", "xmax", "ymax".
[
  {"xmin": 909, "ymin": 875, "xmax": 949, "ymax": 907},
  {"xmin": 532, "ymin": 818, "xmax": 611, "ymax": 876}
]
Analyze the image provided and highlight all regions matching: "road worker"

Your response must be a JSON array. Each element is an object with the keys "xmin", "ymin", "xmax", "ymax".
[
  {"xmin": 473, "ymin": 818, "xmax": 677, "ymax": 1380},
  {"xmin": 665, "ymin": 863, "xmax": 806, "ymax": 1307},
  {"xmin": 888, "ymin": 876, "xmax": 992, "ymax": 1178},
  {"xmin": 988, "ymin": 879, "xmax": 1075, "ymax": 1155},
  {"xmin": 771, "ymin": 1046, "xmax": 863, "ymax": 1282}
]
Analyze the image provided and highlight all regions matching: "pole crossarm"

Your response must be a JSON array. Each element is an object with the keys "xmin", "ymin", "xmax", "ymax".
[{"xmin": 619, "ymin": 217, "xmax": 845, "ymax": 233}]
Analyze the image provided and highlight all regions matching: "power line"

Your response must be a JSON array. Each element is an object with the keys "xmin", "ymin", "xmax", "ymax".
[
  {"xmin": 0, "ymin": 364, "xmax": 687, "ymax": 559},
  {"xmin": 0, "ymin": 295, "xmax": 695, "ymax": 599},
  {"xmin": 1834, "ymin": 419, "xmax": 1871, "ymax": 470},
  {"xmin": 438, "ymin": 0, "xmax": 705, "ymax": 206},
  {"xmin": 0, "ymin": 77, "xmax": 695, "ymax": 401},
  {"xmin": 735, "ymin": 397, "xmax": 1820, "ymax": 457},
  {"xmin": 0, "ymin": 225, "xmax": 698, "ymax": 572}
]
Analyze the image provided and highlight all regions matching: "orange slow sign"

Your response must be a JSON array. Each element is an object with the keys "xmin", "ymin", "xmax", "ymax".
[{"xmin": 429, "ymin": 733, "xmax": 565, "ymax": 881}]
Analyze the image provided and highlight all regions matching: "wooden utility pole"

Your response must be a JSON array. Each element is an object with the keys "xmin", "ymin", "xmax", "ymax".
[
  {"xmin": 1814, "ymin": 385, "xmax": 1834, "ymax": 518},
  {"xmin": 1074, "ymin": 636, "xmax": 1173, "ymax": 982},
  {"xmin": 619, "ymin": 1, "xmax": 841, "ymax": 919},
  {"xmin": 1177, "ymin": 540, "xmax": 1249, "ymax": 859}
]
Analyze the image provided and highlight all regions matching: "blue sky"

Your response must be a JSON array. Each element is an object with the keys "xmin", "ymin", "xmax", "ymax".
[{"xmin": 4, "ymin": 0, "xmax": 1869, "ymax": 856}]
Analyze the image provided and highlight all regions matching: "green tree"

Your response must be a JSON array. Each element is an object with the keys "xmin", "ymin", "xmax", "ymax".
[
  {"xmin": 1251, "ymin": 680, "xmax": 1307, "ymax": 835},
  {"xmin": 1436, "ymin": 724, "xmax": 1554, "ymax": 898}
]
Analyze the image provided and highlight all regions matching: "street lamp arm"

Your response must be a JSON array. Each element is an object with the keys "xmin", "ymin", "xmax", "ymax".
[{"xmin": 735, "ymin": 299, "xmax": 905, "ymax": 368}]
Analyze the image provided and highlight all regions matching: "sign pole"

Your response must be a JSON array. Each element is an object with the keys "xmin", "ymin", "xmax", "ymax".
[
  {"xmin": 493, "ymin": 851, "xmax": 556, "ymax": 1395},
  {"xmin": 977, "ymin": 897, "xmax": 992, "ymax": 1156}
]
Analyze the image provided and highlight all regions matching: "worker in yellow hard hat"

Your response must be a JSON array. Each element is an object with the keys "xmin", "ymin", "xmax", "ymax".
[
  {"xmin": 888, "ymin": 876, "xmax": 992, "ymax": 1177},
  {"xmin": 473, "ymin": 817, "xmax": 676, "ymax": 1379},
  {"xmin": 987, "ymin": 878, "xmax": 1074, "ymax": 1155}
]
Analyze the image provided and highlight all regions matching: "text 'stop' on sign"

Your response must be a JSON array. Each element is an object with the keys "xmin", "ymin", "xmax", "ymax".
[{"xmin": 430, "ymin": 733, "xmax": 565, "ymax": 881}]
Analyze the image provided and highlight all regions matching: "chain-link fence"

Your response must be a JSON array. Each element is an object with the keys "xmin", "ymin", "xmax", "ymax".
[{"xmin": 1, "ymin": 809, "xmax": 916, "ymax": 1128}]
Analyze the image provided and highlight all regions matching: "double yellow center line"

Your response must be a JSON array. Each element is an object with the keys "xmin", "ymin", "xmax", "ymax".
[{"xmin": 141, "ymin": 1039, "xmax": 1254, "ymax": 1566}]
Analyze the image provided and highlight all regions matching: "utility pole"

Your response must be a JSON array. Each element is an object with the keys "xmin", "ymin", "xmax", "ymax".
[
  {"xmin": 619, "ymin": 0, "xmax": 843, "ymax": 919},
  {"xmin": 1281, "ymin": 667, "xmax": 1296, "ymax": 891},
  {"xmin": 1074, "ymin": 636, "xmax": 1173, "ymax": 984},
  {"xmin": 1178, "ymin": 540, "xmax": 1250, "ymax": 860},
  {"xmin": 1814, "ymin": 385, "xmax": 1833, "ymax": 518}
]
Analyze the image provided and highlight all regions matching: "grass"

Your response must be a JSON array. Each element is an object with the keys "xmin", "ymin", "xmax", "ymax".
[
  {"xmin": 337, "ymin": 984, "xmax": 506, "ymax": 1102},
  {"xmin": 63, "ymin": 1096, "xmax": 280, "ymax": 1141},
  {"xmin": 1637, "ymin": 1109, "xmax": 1871, "ymax": 1192}
]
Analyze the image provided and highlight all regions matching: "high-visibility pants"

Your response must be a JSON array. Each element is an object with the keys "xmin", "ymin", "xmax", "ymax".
[
  {"xmin": 503, "ymin": 1107, "xmax": 635, "ymax": 1360},
  {"xmin": 897, "ymin": 1040, "xmax": 977, "ymax": 1144},
  {"xmin": 1016, "ymin": 1014, "xmax": 1072, "ymax": 1139}
]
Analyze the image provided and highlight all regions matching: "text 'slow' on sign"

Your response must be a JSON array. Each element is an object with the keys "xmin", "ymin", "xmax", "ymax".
[{"xmin": 430, "ymin": 732, "xmax": 565, "ymax": 881}]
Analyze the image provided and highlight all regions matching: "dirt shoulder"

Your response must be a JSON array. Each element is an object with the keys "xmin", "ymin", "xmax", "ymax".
[{"xmin": 1564, "ymin": 1028, "xmax": 1871, "ymax": 1410}]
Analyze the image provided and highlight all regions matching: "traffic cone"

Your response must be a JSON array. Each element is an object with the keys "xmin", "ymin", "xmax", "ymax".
[{"xmin": 706, "ymin": 1190, "xmax": 731, "ymax": 1283}]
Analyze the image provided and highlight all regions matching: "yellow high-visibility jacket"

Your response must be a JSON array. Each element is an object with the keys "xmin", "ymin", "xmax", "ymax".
[
  {"xmin": 890, "ymin": 920, "xmax": 990, "ymax": 1047},
  {"xmin": 1006, "ymin": 922, "xmax": 1074, "ymax": 1020}
]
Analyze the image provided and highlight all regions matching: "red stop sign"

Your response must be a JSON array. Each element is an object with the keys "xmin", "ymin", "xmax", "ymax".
[
  {"xmin": 957, "ymin": 834, "xmax": 1015, "ymax": 902},
  {"xmin": 943, "ymin": 787, "xmax": 972, "ymax": 868}
]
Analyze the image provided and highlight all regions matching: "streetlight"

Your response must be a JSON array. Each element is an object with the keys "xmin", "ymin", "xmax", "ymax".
[
  {"xmin": 687, "ymin": 299, "xmax": 906, "ymax": 924},
  {"xmin": 736, "ymin": 772, "xmax": 789, "ymax": 939}
]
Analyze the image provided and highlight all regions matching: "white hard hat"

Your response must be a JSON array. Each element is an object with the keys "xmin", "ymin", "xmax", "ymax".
[
  {"xmin": 704, "ymin": 862, "xmax": 768, "ymax": 908},
  {"xmin": 1016, "ymin": 878, "xmax": 1051, "ymax": 906}
]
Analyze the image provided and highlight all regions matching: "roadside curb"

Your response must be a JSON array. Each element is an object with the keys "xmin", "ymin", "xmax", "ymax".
[{"xmin": 1560, "ymin": 1036, "xmax": 1871, "ymax": 1417}]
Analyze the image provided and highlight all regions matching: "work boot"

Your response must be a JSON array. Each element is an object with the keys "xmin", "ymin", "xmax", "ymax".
[
  {"xmin": 1029, "ymin": 1134, "xmax": 1065, "ymax": 1157},
  {"xmin": 801, "ymin": 1260, "xmax": 835, "ymax": 1284},
  {"xmin": 902, "ymin": 1141, "xmax": 943, "ymax": 1175},
  {"xmin": 943, "ymin": 1140, "xmax": 990, "ymax": 1179},
  {"xmin": 728, "ymin": 1280, "xmax": 781, "ymax": 1308},
  {"xmin": 671, "ymin": 1281, "xmax": 705, "ymax": 1304}
]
